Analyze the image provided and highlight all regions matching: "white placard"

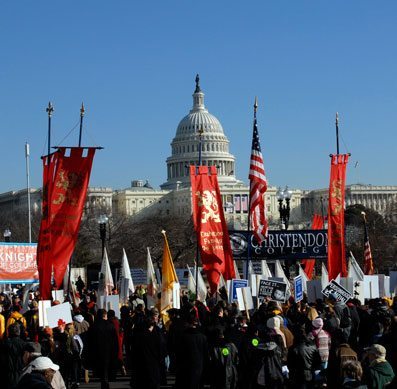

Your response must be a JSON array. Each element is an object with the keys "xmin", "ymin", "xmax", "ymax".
[
  {"xmin": 46, "ymin": 302, "xmax": 73, "ymax": 328},
  {"xmin": 38, "ymin": 300, "xmax": 51, "ymax": 327},
  {"xmin": 99, "ymin": 295, "xmax": 121, "ymax": 318},
  {"xmin": 236, "ymin": 286, "xmax": 254, "ymax": 311},
  {"xmin": 307, "ymin": 280, "xmax": 323, "ymax": 303},
  {"xmin": 378, "ymin": 275, "xmax": 390, "ymax": 298},
  {"xmin": 363, "ymin": 275, "xmax": 380, "ymax": 299},
  {"xmin": 51, "ymin": 290, "xmax": 65, "ymax": 303},
  {"xmin": 172, "ymin": 282, "xmax": 180, "ymax": 309},
  {"xmin": 251, "ymin": 274, "xmax": 267, "ymax": 297}
]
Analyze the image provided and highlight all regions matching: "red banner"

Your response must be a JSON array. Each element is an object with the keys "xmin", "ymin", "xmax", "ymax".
[
  {"xmin": 327, "ymin": 154, "xmax": 349, "ymax": 280},
  {"xmin": 37, "ymin": 152, "xmax": 59, "ymax": 299},
  {"xmin": 301, "ymin": 214, "xmax": 324, "ymax": 279},
  {"xmin": 0, "ymin": 244, "xmax": 38, "ymax": 283},
  {"xmin": 37, "ymin": 148, "xmax": 96, "ymax": 299},
  {"xmin": 190, "ymin": 166, "xmax": 235, "ymax": 294}
]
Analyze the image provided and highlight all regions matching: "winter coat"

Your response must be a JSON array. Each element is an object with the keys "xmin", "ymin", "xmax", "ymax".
[
  {"xmin": 131, "ymin": 327, "xmax": 162, "ymax": 389},
  {"xmin": 288, "ymin": 338, "xmax": 321, "ymax": 384},
  {"xmin": 15, "ymin": 372, "xmax": 52, "ymax": 389},
  {"xmin": 209, "ymin": 340, "xmax": 238, "ymax": 389},
  {"xmin": 366, "ymin": 359, "xmax": 395, "ymax": 389},
  {"xmin": 175, "ymin": 326, "xmax": 208, "ymax": 389}
]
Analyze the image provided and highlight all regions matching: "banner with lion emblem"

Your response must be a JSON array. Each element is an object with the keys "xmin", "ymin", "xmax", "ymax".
[
  {"xmin": 327, "ymin": 154, "xmax": 349, "ymax": 280},
  {"xmin": 190, "ymin": 165, "xmax": 235, "ymax": 294},
  {"xmin": 37, "ymin": 147, "xmax": 96, "ymax": 298}
]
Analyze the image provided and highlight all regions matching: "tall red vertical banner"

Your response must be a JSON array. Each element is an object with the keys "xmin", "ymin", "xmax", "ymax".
[
  {"xmin": 327, "ymin": 154, "xmax": 349, "ymax": 280},
  {"xmin": 37, "ymin": 152, "xmax": 59, "ymax": 300},
  {"xmin": 190, "ymin": 166, "xmax": 235, "ymax": 294},
  {"xmin": 37, "ymin": 147, "xmax": 96, "ymax": 299},
  {"xmin": 301, "ymin": 214, "xmax": 324, "ymax": 279},
  {"xmin": 50, "ymin": 147, "xmax": 96, "ymax": 287}
]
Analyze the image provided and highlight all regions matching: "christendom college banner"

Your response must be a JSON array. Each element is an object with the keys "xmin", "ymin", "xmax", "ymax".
[
  {"xmin": 37, "ymin": 147, "xmax": 96, "ymax": 299},
  {"xmin": 190, "ymin": 166, "xmax": 235, "ymax": 293},
  {"xmin": 327, "ymin": 154, "xmax": 349, "ymax": 280}
]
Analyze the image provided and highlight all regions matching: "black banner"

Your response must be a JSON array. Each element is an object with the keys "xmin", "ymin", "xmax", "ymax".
[{"xmin": 229, "ymin": 229, "xmax": 328, "ymax": 260}]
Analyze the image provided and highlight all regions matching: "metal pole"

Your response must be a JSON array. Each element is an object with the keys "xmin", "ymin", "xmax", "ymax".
[
  {"xmin": 78, "ymin": 103, "xmax": 85, "ymax": 147},
  {"xmin": 46, "ymin": 102, "xmax": 53, "ymax": 158},
  {"xmin": 245, "ymin": 98, "xmax": 258, "ymax": 279},
  {"xmin": 335, "ymin": 112, "xmax": 340, "ymax": 155},
  {"xmin": 25, "ymin": 143, "xmax": 32, "ymax": 243},
  {"xmin": 195, "ymin": 125, "xmax": 204, "ymax": 298}
]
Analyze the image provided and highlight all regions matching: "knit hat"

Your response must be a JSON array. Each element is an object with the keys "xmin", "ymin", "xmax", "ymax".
[{"xmin": 312, "ymin": 317, "xmax": 323, "ymax": 329}]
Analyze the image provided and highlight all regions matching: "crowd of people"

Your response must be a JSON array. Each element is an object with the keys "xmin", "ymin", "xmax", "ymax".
[{"xmin": 0, "ymin": 278, "xmax": 397, "ymax": 389}]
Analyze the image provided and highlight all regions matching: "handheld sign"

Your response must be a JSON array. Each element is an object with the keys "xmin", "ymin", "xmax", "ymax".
[
  {"xmin": 236, "ymin": 286, "xmax": 254, "ymax": 311},
  {"xmin": 229, "ymin": 279, "xmax": 248, "ymax": 302},
  {"xmin": 46, "ymin": 302, "xmax": 73, "ymax": 328},
  {"xmin": 258, "ymin": 279, "xmax": 287, "ymax": 303},
  {"xmin": 322, "ymin": 280, "xmax": 352, "ymax": 304},
  {"xmin": 294, "ymin": 276, "xmax": 303, "ymax": 303}
]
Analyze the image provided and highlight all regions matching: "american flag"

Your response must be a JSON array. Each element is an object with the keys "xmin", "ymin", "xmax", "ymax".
[
  {"xmin": 249, "ymin": 117, "xmax": 268, "ymax": 243},
  {"xmin": 363, "ymin": 218, "xmax": 374, "ymax": 275}
]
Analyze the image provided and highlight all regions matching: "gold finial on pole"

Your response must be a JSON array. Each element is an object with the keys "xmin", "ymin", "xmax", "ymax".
[
  {"xmin": 80, "ymin": 102, "xmax": 85, "ymax": 117},
  {"xmin": 336, "ymin": 112, "xmax": 339, "ymax": 126}
]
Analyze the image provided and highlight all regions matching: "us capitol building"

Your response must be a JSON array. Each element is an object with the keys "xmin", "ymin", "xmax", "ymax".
[{"xmin": 1, "ymin": 77, "xmax": 396, "ymax": 226}]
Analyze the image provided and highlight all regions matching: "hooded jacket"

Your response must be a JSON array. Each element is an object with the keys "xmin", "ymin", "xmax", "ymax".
[{"xmin": 366, "ymin": 359, "xmax": 395, "ymax": 389}]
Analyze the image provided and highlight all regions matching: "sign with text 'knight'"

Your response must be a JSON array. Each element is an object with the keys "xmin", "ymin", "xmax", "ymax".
[
  {"xmin": 294, "ymin": 276, "xmax": 304, "ymax": 303},
  {"xmin": 229, "ymin": 230, "xmax": 327, "ymax": 260},
  {"xmin": 258, "ymin": 279, "xmax": 287, "ymax": 303},
  {"xmin": 0, "ymin": 243, "xmax": 38, "ymax": 283},
  {"xmin": 322, "ymin": 279, "xmax": 352, "ymax": 304}
]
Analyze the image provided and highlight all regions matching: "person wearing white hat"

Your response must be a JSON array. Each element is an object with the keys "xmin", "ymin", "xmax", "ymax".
[
  {"xmin": 18, "ymin": 342, "xmax": 66, "ymax": 389},
  {"xmin": 16, "ymin": 356, "xmax": 60, "ymax": 389}
]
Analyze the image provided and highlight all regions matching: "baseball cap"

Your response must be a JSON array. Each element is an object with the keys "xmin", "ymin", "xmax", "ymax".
[
  {"xmin": 30, "ymin": 357, "xmax": 59, "ymax": 371},
  {"xmin": 365, "ymin": 344, "xmax": 386, "ymax": 358}
]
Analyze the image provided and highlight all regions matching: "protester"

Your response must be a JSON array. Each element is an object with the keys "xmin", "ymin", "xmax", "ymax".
[
  {"xmin": 362, "ymin": 344, "xmax": 395, "ymax": 389},
  {"xmin": 16, "ymin": 356, "xmax": 60, "ymax": 389}
]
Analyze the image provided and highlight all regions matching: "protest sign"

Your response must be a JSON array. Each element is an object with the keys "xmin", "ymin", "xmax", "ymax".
[
  {"xmin": 51, "ymin": 290, "xmax": 65, "ymax": 303},
  {"xmin": 229, "ymin": 279, "xmax": 248, "ymax": 302},
  {"xmin": 363, "ymin": 275, "xmax": 380, "ymax": 299},
  {"xmin": 257, "ymin": 279, "xmax": 287, "ymax": 303},
  {"xmin": 46, "ymin": 302, "xmax": 73, "ymax": 328},
  {"xmin": 307, "ymin": 280, "xmax": 323, "ymax": 303},
  {"xmin": 38, "ymin": 300, "xmax": 51, "ymax": 327},
  {"xmin": 378, "ymin": 275, "xmax": 390, "ymax": 298},
  {"xmin": 322, "ymin": 280, "xmax": 352, "ymax": 303},
  {"xmin": 294, "ymin": 276, "xmax": 303, "ymax": 303},
  {"xmin": 236, "ymin": 286, "xmax": 254, "ymax": 311},
  {"xmin": 250, "ymin": 274, "xmax": 267, "ymax": 297},
  {"xmin": 99, "ymin": 295, "xmax": 121, "ymax": 318}
]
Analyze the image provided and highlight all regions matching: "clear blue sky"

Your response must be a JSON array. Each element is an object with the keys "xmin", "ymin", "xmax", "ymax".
[{"xmin": 1, "ymin": 1, "xmax": 396, "ymax": 193}]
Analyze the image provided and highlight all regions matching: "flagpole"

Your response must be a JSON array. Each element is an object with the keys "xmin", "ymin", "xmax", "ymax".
[
  {"xmin": 78, "ymin": 103, "xmax": 85, "ymax": 147},
  {"xmin": 25, "ymin": 142, "xmax": 32, "ymax": 243},
  {"xmin": 335, "ymin": 112, "xmax": 340, "ymax": 155},
  {"xmin": 245, "ymin": 98, "xmax": 258, "ymax": 279},
  {"xmin": 46, "ymin": 102, "xmax": 54, "ymax": 158},
  {"xmin": 195, "ymin": 123, "xmax": 204, "ymax": 298}
]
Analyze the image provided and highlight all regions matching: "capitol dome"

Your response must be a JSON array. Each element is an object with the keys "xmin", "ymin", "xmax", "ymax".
[{"xmin": 161, "ymin": 75, "xmax": 241, "ymax": 190}]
